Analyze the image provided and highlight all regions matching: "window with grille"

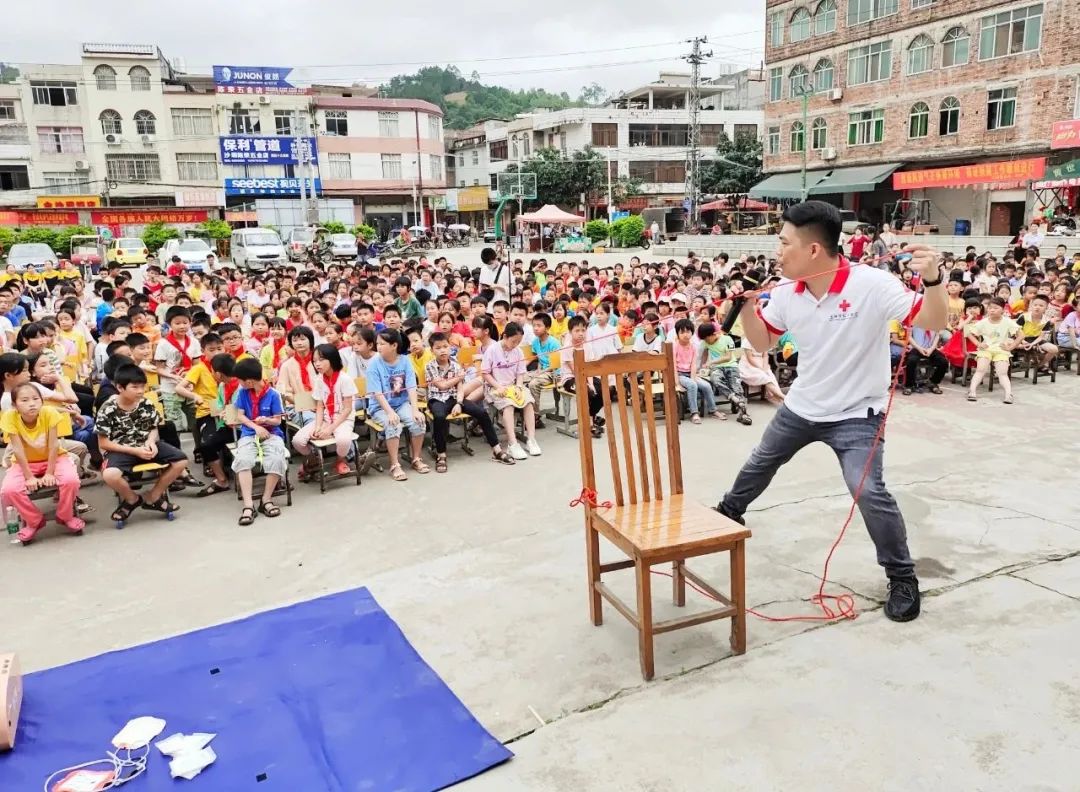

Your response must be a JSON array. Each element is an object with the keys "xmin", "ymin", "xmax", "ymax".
[
  {"xmin": 378, "ymin": 111, "xmax": 400, "ymax": 137},
  {"xmin": 37, "ymin": 126, "xmax": 84, "ymax": 154},
  {"xmin": 941, "ymin": 27, "xmax": 970, "ymax": 67},
  {"xmin": 42, "ymin": 173, "xmax": 87, "ymax": 195},
  {"xmin": 99, "ymin": 110, "xmax": 123, "ymax": 136},
  {"xmin": 814, "ymin": 0, "xmax": 836, "ymax": 34},
  {"xmin": 906, "ymin": 35, "xmax": 933, "ymax": 75},
  {"xmin": 848, "ymin": 109, "xmax": 885, "ymax": 145},
  {"xmin": 175, "ymin": 154, "xmax": 218, "ymax": 181},
  {"xmin": 172, "ymin": 108, "xmax": 213, "ymax": 136},
  {"xmin": 987, "ymin": 88, "xmax": 1017, "ymax": 130},
  {"xmin": 380, "ymin": 153, "xmax": 401, "ymax": 179},
  {"xmin": 848, "ymin": 41, "xmax": 892, "ymax": 85},
  {"xmin": 980, "ymin": 5, "xmax": 1042, "ymax": 59},
  {"xmin": 848, "ymin": 0, "xmax": 898, "ymax": 25},
  {"xmin": 134, "ymin": 110, "xmax": 156, "ymax": 135},
  {"xmin": 327, "ymin": 153, "xmax": 352, "ymax": 179},
  {"xmin": 105, "ymin": 154, "xmax": 161, "ymax": 182},
  {"xmin": 94, "ymin": 65, "xmax": 117, "ymax": 91},
  {"xmin": 939, "ymin": 97, "xmax": 960, "ymax": 135},
  {"xmin": 129, "ymin": 66, "xmax": 151, "ymax": 91},
  {"xmin": 31, "ymin": 81, "xmax": 77, "ymax": 106},
  {"xmin": 813, "ymin": 59, "xmax": 834, "ymax": 93},
  {"xmin": 908, "ymin": 103, "xmax": 929, "ymax": 138},
  {"xmin": 229, "ymin": 109, "xmax": 259, "ymax": 135},
  {"xmin": 325, "ymin": 110, "xmax": 348, "ymax": 136},
  {"xmin": 811, "ymin": 118, "xmax": 827, "ymax": 150},
  {"xmin": 788, "ymin": 65, "xmax": 810, "ymax": 98}
]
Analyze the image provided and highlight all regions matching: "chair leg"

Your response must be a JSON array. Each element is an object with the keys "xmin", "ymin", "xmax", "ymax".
[
  {"xmin": 586, "ymin": 521, "xmax": 602, "ymax": 626},
  {"xmin": 729, "ymin": 541, "xmax": 747, "ymax": 655},
  {"xmin": 672, "ymin": 560, "xmax": 686, "ymax": 607},
  {"xmin": 635, "ymin": 559, "xmax": 654, "ymax": 681}
]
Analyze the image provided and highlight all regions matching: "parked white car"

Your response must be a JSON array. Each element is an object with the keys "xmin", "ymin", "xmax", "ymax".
[
  {"xmin": 286, "ymin": 227, "xmax": 315, "ymax": 262},
  {"xmin": 329, "ymin": 233, "xmax": 358, "ymax": 260},
  {"xmin": 230, "ymin": 228, "xmax": 285, "ymax": 272}
]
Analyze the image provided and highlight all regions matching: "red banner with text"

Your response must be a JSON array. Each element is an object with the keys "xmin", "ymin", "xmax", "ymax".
[
  {"xmin": 893, "ymin": 158, "xmax": 1046, "ymax": 190},
  {"xmin": 89, "ymin": 210, "xmax": 209, "ymax": 226}
]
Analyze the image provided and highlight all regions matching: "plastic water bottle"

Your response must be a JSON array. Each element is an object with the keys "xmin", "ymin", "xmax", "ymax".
[{"xmin": 5, "ymin": 507, "xmax": 19, "ymax": 543}]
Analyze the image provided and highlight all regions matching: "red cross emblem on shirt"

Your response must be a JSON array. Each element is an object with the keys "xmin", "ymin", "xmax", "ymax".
[{"xmin": 838, "ymin": 300, "xmax": 852, "ymax": 312}]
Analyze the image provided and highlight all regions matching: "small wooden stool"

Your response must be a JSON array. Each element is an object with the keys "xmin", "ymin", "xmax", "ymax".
[{"xmin": 574, "ymin": 344, "xmax": 751, "ymax": 681}]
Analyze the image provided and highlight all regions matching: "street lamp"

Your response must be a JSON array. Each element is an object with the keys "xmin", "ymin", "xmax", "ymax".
[{"xmin": 791, "ymin": 81, "xmax": 814, "ymax": 202}]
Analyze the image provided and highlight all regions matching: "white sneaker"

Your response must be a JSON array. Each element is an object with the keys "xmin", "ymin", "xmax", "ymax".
[
  {"xmin": 509, "ymin": 443, "xmax": 528, "ymax": 461},
  {"xmin": 526, "ymin": 438, "xmax": 542, "ymax": 456}
]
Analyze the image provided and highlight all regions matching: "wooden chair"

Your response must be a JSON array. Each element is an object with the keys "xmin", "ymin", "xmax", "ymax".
[{"xmin": 574, "ymin": 344, "xmax": 751, "ymax": 681}]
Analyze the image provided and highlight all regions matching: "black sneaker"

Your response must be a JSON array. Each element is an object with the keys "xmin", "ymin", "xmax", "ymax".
[
  {"xmin": 712, "ymin": 500, "xmax": 746, "ymax": 526},
  {"xmin": 535, "ymin": 417, "xmax": 546, "ymax": 430},
  {"xmin": 884, "ymin": 577, "xmax": 921, "ymax": 622}
]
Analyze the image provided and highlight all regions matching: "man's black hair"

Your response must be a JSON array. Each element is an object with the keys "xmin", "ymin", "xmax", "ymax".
[
  {"xmin": 113, "ymin": 363, "xmax": 148, "ymax": 388},
  {"xmin": 481, "ymin": 247, "xmax": 498, "ymax": 264},
  {"xmin": 211, "ymin": 353, "xmax": 237, "ymax": 377},
  {"xmin": 164, "ymin": 305, "xmax": 191, "ymax": 325},
  {"xmin": 233, "ymin": 357, "xmax": 262, "ymax": 380},
  {"xmin": 780, "ymin": 200, "xmax": 841, "ymax": 257},
  {"xmin": 105, "ymin": 340, "xmax": 131, "ymax": 358}
]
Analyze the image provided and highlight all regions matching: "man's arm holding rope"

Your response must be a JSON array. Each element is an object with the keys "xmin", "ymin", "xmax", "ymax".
[{"xmin": 904, "ymin": 244, "xmax": 949, "ymax": 331}]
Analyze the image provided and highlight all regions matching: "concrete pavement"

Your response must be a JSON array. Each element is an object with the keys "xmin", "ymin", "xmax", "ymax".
[{"xmin": 1, "ymin": 367, "xmax": 1076, "ymax": 791}]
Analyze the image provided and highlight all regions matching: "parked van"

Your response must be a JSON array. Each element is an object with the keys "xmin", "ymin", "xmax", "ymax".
[{"xmin": 230, "ymin": 228, "xmax": 285, "ymax": 272}]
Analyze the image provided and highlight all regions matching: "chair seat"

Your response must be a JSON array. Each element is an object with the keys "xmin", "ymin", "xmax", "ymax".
[
  {"xmin": 365, "ymin": 418, "xmax": 385, "ymax": 432},
  {"xmin": 594, "ymin": 494, "xmax": 750, "ymax": 560},
  {"xmin": 130, "ymin": 462, "xmax": 168, "ymax": 474},
  {"xmin": 312, "ymin": 433, "xmax": 358, "ymax": 448}
]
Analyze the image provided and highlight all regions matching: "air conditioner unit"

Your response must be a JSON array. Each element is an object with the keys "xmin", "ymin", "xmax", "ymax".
[
  {"xmin": 73, "ymin": 160, "xmax": 88, "ymax": 171},
  {"xmin": 258, "ymin": 95, "xmax": 271, "ymax": 105},
  {"xmin": 821, "ymin": 147, "xmax": 837, "ymax": 161},
  {"xmin": 140, "ymin": 134, "xmax": 154, "ymax": 145},
  {"xmin": 830, "ymin": 88, "xmax": 843, "ymax": 101},
  {"xmin": 104, "ymin": 134, "xmax": 121, "ymax": 145}
]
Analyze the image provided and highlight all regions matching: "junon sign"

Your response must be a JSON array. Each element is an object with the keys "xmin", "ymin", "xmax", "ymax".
[{"xmin": 212, "ymin": 65, "xmax": 308, "ymax": 95}]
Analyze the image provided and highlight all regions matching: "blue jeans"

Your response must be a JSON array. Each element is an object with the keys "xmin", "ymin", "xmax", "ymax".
[
  {"xmin": 678, "ymin": 373, "xmax": 716, "ymax": 416},
  {"xmin": 721, "ymin": 405, "xmax": 914, "ymax": 579}
]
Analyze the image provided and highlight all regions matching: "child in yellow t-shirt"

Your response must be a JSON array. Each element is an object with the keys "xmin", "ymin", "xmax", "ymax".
[
  {"xmin": 175, "ymin": 337, "xmax": 234, "ymax": 495},
  {"xmin": 56, "ymin": 306, "xmax": 90, "ymax": 384},
  {"xmin": 0, "ymin": 385, "xmax": 84, "ymax": 542}
]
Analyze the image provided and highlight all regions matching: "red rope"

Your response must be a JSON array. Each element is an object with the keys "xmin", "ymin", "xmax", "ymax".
[{"xmin": 569, "ymin": 487, "xmax": 613, "ymax": 510}]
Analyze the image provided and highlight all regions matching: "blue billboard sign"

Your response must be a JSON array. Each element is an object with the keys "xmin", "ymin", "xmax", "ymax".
[
  {"xmin": 224, "ymin": 177, "xmax": 322, "ymax": 197},
  {"xmin": 213, "ymin": 65, "xmax": 307, "ymax": 95},
  {"xmin": 219, "ymin": 136, "xmax": 317, "ymax": 165}
]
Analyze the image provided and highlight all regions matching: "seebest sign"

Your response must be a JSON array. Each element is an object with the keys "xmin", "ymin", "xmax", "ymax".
[
  {"xmin": 212, "ymin": 65, "xmax": 308, "ymax": 95},
  {"xmin": 224, "ymin": 177, "xmax": 322, "ymax": 196}
]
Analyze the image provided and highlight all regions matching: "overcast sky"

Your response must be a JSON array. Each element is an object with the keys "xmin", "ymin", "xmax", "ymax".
[{"xmin": 0, "ymin": 0, "xmax": 764, "ymax": 96}]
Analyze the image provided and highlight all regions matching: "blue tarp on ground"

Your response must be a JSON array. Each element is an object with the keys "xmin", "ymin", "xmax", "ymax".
[{"xmin": 0, "ymin": 587, "xmax": 511, "ymax": 791}]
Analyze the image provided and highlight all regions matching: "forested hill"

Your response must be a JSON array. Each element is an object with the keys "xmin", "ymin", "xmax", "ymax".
[{"xmin": 379, "ymin": 66, "xmax": 585, "ymax": 129}]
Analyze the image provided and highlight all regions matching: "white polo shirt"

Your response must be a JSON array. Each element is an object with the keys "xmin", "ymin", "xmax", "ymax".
[{"xmin": 758, "ymin": 259, "xmax": 921, "ymax": 422}]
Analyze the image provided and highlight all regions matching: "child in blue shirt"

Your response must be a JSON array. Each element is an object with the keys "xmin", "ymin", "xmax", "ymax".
[
  {"xmin": 697, "ymin": 322, "xmax": 752, "ymax": 425},
  {"xmin": 231, "ymin": 357, "xmax": 288, "ymax": 525},
  {"xmin": 526, "ymin": 312, "xmax": 561, "ymax": 406},
  {"xmin": 367, "ymin": 328, "xmax": 427, "ymax": 482}
]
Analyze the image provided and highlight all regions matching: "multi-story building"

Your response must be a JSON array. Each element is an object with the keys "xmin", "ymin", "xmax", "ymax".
[
  {"xmin": 757, "ymin": 0, "xmax": 1080, "ymax": 235},
  {"xmin": 0, "ymin": 43, "xmax": 446, "ymax": 237}
]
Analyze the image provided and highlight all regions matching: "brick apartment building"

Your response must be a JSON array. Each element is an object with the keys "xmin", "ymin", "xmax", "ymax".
[{"xmin": 756, "ymin": 0, "xmax": 1080, "ymax": 235}]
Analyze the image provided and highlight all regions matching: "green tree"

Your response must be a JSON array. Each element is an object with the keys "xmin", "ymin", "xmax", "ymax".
[
  {"xmin": 584, "ymin": 219, "xmax": 609, "ymax": 243},
  {"xmin": 321, "ymin": 220, "xmax": 347, "ymax": 234},
  {"xmin": 0, "ymin": 63, "xmax": 18, "ymax": 84},
  {"xmin": 197, "ymin": 219, "xmax": 233, "ymax": 240},
  {"xmin": 52, "ymin": 225, "xmax": 95, "ymax": 256},
  {"xmin": 352, "ymin": 224, "xmax": 377, "ymax": 242},
  {"xmin": 609, "ymin": 216, "xmax": 645, "ymax": 247},
  {"xmin": 579, "ymin": 82, "xmax": 607, "ymax": 106},
  {"xmin": 0, "ymin": 227, "xmax": 15, "ymax": 252},
  {"xmin": 15, "ymin": 227, "xmax": 58, "ymax": 250},
  {"xmin": 517, "ymin": 146, "xmax": 606, "ymax": 210},
  {"xmin": 141, "ymin": 221, "xmax": 179, "ymax": 253},
  {"xmin": 700, "ymin": 133, "xmax": 764, "ymax": 195}
]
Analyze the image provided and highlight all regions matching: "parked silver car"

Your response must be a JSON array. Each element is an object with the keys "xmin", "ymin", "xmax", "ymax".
[
  {"xmin": 329, "ymin": 233, "xmax": 359, "ymax": 260},
  {"xmin": 6, "ymin": 243, "xmax": 57, "ymax": 272}
]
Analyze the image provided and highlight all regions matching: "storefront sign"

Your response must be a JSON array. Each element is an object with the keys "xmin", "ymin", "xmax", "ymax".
[
  {"xmin": 457, "ymin": 186, "xmax": 489, "ymax": 213},
  {"xmin": 0, "ymin": 210, "xmax": 79, "ymax": 226},
  {"xmin": 90, "ymin": 210, "xmax": 209, "ymax": 225},
  {"xmin": 428, "ymin": 194, "xmax": 446, "ymax": 210},
  {"xmin": 892, "ymin": 158, "xmax": 1046, "ymax": 190},
  {"xmin": 1050, "ymin": 120, "xmax": 1080, "ymax": 151},
  {"xmin": 219, "ymin": 136, "xmax": 317, "ymax": 165},
  {"xmin": 175, "ymin": 188, "xmax": 224, "ymax": 208},
  {"xmin": 444, "ymin": 189, "xmax": 459, "ymax": 212},
  {"xmin": 224, "ymin": 177, "xmax": 321, "ymax": 196},
  {"xmin": 36, "ymin": 195, "xmax": 101, "ymax": 209},
  {"xmin": 212, "ymin": 65, "xmax": 307, "ymax": 95},
  {"xmin": 1032, "ymin": 157, "xmax": 1080, "ymax": 189}
]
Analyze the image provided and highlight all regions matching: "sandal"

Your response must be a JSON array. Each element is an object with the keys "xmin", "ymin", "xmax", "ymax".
[
  {"xmin": 711, "ymin": 411, "xmax": 728, "ymax": 421},
  {"xmin": 930, "ymin": 385, "xmax": 943, "ymax": 394},
  {"xmin": 141, "ymin": 495, "xmax": 180, "ymax": 515},
  {"xmin": 492, "ymin": 449, "xmax": 516, "ymax": 465},
  {"xmin": 902, "ymin": 387, "xmax": 912, "ymax": 396},
  {"xmin": 390, "ymin": 463, "xmax": 408, "ymax": 481},
  {"xmin": 196, "ymin": 481, "xmax": 230, "ymax": 498},
  {"xmin": 691, "ymin": 414, "xmax": 702, "ymax": 424},
  {"xmin": 435, "ymin": 454, "xmax": 448, "ymax": 474},
  {"xmin": 966, "ymin": 394, "xmax": 977, "ymax": 402},
  {"xmin": 411, "ymin": 457, "xmax": 431, "ymax": 475},
  {"xmin": 258, "ymin": 501, "xmax": 281, "ymax": 518},
  {"xmin": 76, "ymin": 497, "xmax": 93, "ymax": 515},
  {"xmin": 238, "ymin": 506, "xmax": 256, "ymax": 526},
  {"xmin": 110, "ymin": 496, "xmax": 142, "ymax": 523}
]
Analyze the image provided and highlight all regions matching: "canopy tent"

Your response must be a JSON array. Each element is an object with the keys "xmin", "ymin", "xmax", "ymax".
[
  {"xmin": 699, "ymin": 197, "xmax": 770, "ymax": 212},
  {"xmin": 518, "ymin": 204, "xmax": 586, "ymax": 224}
]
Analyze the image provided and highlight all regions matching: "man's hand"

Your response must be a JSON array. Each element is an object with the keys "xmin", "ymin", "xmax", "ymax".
[
  {"xmin": 901, "ymin": 243, "xmax": 942, "ymax": 279},
  {"xmin": 254, "ymin": 425, "xmax": 270, "ymax": 441},
  {"xmin": 450, "ymin": 404, "xmax": 462, "ymax": 418}
]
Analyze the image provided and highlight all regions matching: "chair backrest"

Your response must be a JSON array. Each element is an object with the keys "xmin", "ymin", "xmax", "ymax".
[
  {"xmin": 457, "ymin": 345, "xmax": 476, "ymax": 369},
  {"xmin": 573, "ymin": 344, "xmax": 683, "ymax": 508},
  {"xmin": 547, "ymin": 349, "xmax": 561, "ymax": 373},
  {"xmin": 353, "ymin": 376, "xmax": 367, "ymax": 397}
]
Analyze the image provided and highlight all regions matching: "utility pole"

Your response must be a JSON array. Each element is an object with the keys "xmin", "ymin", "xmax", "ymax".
[
  {"xmin": 792, "ymin": 82, "xmax": 813, "ymax": 202},
  {"xmin": 295, "ymin": 110, "xmax": 307, "ymax": 227},
  {"xmin": 684, "ymin": 36, "xmax": 713, "ymax": 228},
  {"xmin": 300, "ymin": 112, "xmax": 318, "ymax": 226}
]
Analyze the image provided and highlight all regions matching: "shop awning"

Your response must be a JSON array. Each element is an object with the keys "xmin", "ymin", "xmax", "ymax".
[
  {"xmin": 810, "ymin": 163, "xmax": 902, "ymax": 194},
  {"xmin": 747, "ymin": 170, "xmax": 828, "ymax": 199}
]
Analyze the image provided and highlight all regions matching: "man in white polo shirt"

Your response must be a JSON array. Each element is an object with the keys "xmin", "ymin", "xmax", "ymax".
[
  {"xmin": 478, "ymin": 247, "xmax": 512, "ymax": 305},
  {"xmin": 715, "ymin": 201, "xmax": 947, "ymax": 622}
]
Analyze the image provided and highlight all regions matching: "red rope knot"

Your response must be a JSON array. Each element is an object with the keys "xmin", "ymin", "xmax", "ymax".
[{"xmin": 569, "ymin": 487, "xmax": 613, "ymax": 510}]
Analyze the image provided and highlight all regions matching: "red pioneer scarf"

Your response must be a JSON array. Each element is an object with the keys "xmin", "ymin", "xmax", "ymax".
[
  {"xmin": 246, "ymin": 383, "xmax": 272, "ymax": 420},
  {"xmin": 294, "ymin": 353, "xmax": 314, "ymax": 392},
  {"xmin": 322, "ymin": 370, "xmax": 341, "ymax": 419},
  {"xmin": 271, "ymin": 337, "xmax": 286, "ymax": 369},
  {"xmin": 165, "ymin": 333, "xmax": 192, "ymax": 370}
]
